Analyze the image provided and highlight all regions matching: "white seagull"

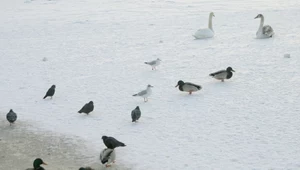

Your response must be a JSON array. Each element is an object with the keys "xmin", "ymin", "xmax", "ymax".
[
  {"xmin": 145, "ymin": 58, "xmax": 161, "ymax": 70},
  {"xmin": 133, "ymin": 84, "xmax": 153, "ymax": 102}
]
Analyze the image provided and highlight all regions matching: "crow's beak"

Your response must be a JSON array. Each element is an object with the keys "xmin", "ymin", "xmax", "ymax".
[
  {"xmin": 232, "ymin": 70, "xmax": 235, "ymax": 72},
  {"xmin": 175, "ymin": 85, "xmax": 178, "ymax": 87}
]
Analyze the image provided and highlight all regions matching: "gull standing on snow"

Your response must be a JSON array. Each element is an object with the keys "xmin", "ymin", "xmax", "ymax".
[
  {"xmin": 102, "ymin": 136, "xmax": 126, "ymax": 149},
  {"xmin": 100, "ymin": 148, "xmax": 116, "ymax": 167},
  {"xmin": 175, "ymin": 80, "xmax": 202, "ymax": 95},
  {"xmin": 131, "ymin": 106, "xmax": 141, "ymax": 122},
  {"xmin": 78, "ymin": 101, "xmax": 94, "ymax": 115},
  {"xmin": 133, "ymin": 84, "xmax": 153, "ymax": 102},
  {"xmin": 209, "ymin": 67, "xmax": 235, "ymax": 82},
  {"xmin": 193, "ymin": 12, "xmax": 215, "ymax": 39},
  {"xmin": 145, "ymin": 58, "xmax": 161, "ymax": 70},
  {"xmin": 254, "ymin": 14, "xmax": 274, "ymax": 38},
  {"xmin": 6, "ymin": 109, "xmax": 17, "ymax": 126},
  {"xmin": 43, "ymin": 85, "xmax": 56, "ymax": 99}
]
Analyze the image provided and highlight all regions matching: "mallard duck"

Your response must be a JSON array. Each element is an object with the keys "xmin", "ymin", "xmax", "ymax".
[
  {"xmin": 144, "ymin": 58, "xmax": 161, "ymax": 70},
  {"xmin": 26, "ymin": 158, "xmax": 47, "ymax": 170},
  {"xmin": 6, "ymin": 109, "xmax": 17, "ymax": 126},
  {"xmin": 78, "ymin": 101, "xmax": 94, "ymax": 115},
  {"xmin": 209, "ymin": 67, "xmax": 235, "ymax": 82},
  {"xmin": 254, "ymin": 14, "xmax": 274, "ymax": 38},
  {"xmin": 132, "ymin": 84, "xmax": 153, "ymax": 102},
  {"xmin": 79, "ymin": 167, "xmax": 94, "ymax": 170},
  {"xmin": 193, "ymin": 12, "xmax": 215, "ymax": 39},
  {"xmin": 175, "ymin": 80, "xmax": 202, "ymax": 94},
  {"xmin": 100, "ymin": 148, "xmax": 116, "ymax": 167}
]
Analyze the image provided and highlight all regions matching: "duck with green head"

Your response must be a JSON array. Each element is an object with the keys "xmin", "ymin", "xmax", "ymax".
[{"xmin": 26, "ymin": 158, "xmax": 47, "ymax": 170}]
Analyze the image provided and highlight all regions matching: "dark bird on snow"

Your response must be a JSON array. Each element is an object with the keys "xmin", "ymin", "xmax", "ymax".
[
  {"xmin": 209, "ymin": 67, "xmax": 235, "ymax": 82},
  {"xmin": 78, "ymin": 101, "xmax": 94, "ymax": 114},
  {"xmin": 100, "ymin": 148, "xmax": 116, "ymax": 167},
  {"xmin": 6, "ymin": 109, "xmax": 17, "ymax": 126},
  {"xmin": 175, "ymin": 80, "xmax": 202, "ymax": 95},
  {"xmin": 131, "ymin": 106, "xmax": 141, "ymax": 122},
  {"xmin": 26, "ymin": 158, "xmax": 47, "ymax": 170},
  {"xmin": 79, "ymin": 167, "xmax": 94, "ymax": 170},
  {"xmin": 43, "ymin": 85, "xmax": 56, "ymax": 99},
  {"xmin": 102, "ymin": 136, "xmax": 126, "ymax": 149}
]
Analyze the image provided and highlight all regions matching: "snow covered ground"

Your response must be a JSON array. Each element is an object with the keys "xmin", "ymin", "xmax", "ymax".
[{"xmin": 1, "ymin": 0, "xmax": 300, "ymax": 169}]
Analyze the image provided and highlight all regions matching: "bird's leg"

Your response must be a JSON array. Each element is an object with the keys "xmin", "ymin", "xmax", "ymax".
[
  {"xmin": 221, "ymin": 79, "xmax": 224, "ymax": 82},
  {"xmin": 189, "ymin": 91, "xmax": 192, "ymax": 95}
]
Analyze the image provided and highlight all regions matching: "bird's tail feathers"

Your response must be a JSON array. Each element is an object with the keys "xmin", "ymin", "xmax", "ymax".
[
  {"xmin": 209, "ymin": 73, "xmax": 214, "ymax": 77},
  {"xmin": 43, "ymin": 95, "xmax": 47, "ymax": 99}
]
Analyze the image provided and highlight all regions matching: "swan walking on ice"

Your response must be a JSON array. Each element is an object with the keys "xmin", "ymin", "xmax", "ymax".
[
  {"xmin": 254, "ymin": 14, "xmax": 274, "ymax": 38},
  {"xmin": 193, "ymin": 12, "xmax": 215, "ymax": 39}
]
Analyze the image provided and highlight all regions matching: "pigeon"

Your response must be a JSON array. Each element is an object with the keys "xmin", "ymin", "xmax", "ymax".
[
  {"xmin": 209, "ymin": 67, "xmax": 235, "ymax": 82},
  {"xmin": 175, "ymin": 80, "xmax": 202, "ymax": 95},
  {"xmin": 145, "ymin": 58, "xmax": 161, "ymax": 70},
  {"xmin": 79, "ymin": 167, "xmax": 94, "ymax": 170},
  {"xmin": 102, "ymin": 136, "xmax": 126, "ymax": 149},
  {"xmin": 131, "ymin": 106, "xmax": 141, "ymax": 122},
  {"xmin": 43, "ymin": 85, "xmax": 56, "ymax": 99},
  {"xmin": 26, "ymin": 158, "xmax": 47, "ymax": 170},
  {"xmin": 78, "ymin": 101, "xmax": 94, "ymax": 114},
  {"xmin": 6, "ymin": 109, "xmax": 17, "ymax": 126},
  {"xmin": 133, "ymin": 84, "xmax": 153, "ymax": 102},
  {"xmin": 100, "ymin": 148, "xmax": 116, "ymax": 167}
]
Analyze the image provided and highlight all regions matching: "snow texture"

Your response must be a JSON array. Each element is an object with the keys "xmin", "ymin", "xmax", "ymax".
[{"xmin": 1, "ymin": 0, "xmax": 300, "ymax": 169}]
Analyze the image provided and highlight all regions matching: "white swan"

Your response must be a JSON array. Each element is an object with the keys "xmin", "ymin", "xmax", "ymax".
[
  {"xmin": 254, "ymin": 14, "xmax": 274, "ymax": 38},
  {"xmin": 193, "ymin": 12, "xmax": 215, "ymax": 39}
]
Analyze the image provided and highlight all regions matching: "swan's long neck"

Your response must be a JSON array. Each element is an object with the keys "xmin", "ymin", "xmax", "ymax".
[
  {"xmin": 258, "ymin": 16, "xmax": 264, "ymax": 30},
  {"xmin": 208, "ymin": 15, "xmax": 213, "ymax": 30}
]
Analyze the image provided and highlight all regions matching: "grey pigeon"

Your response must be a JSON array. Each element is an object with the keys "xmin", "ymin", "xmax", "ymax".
[
  {"xmin": 131, "ymin": 106, "xmax": 141, "ymax": 122},
  {"xmin": 6, "ymin": 109, "xmax": 17, "ymax": 126},
  {"xmin": 102, "ymin": 136, "xmax": 126, "ymax": 149},
  {"xmin": 79, "ymin": 167, "xmax": 94, "ymax": 170},
  {"xmin": 43, "ymin": 85, "xmax": 56, "ymax": 99},
  {"xmin": 78, "ymin": 101, "xmax": 94, "ymax": 114}
]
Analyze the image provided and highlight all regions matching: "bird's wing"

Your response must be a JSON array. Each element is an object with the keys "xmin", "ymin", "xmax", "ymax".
[
  {"xmin": 185, "ymin": 82, "xmax": 201, "ymax": 89},
  {"xmin": 137, "ymin": 89, "xmax": 147, "ymax": 96},
  {"xmin": 109, "ymin": 137, "xmax": 125, "ymax": 147},
  {"xmin": 209, "ymin": 70, "xmax": 226, "ymax": 76},
  {"xmin": 263, "ymin": 25, "xmax": 274, "ymax": 36},
  {"xmin": 145, "ymin": 60, "xmax": 156, "ymax": 65}
]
